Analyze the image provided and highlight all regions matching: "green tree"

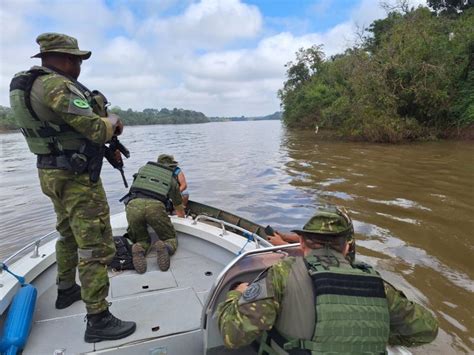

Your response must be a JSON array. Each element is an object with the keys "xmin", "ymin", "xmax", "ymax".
[
  {"xmin": 278, "ymin": 5, "xmax": 474, "ymax": 142},
  {"xmin": 428, "ymin": 0, "xmax": 473, "ymax": 15}
]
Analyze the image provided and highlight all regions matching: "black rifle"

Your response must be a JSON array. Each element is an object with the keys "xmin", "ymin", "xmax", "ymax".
[
  {"xmin": 105, "ymin": 136, "xmax": 130, "ymax": 188},
  {"xmin": 88, "ymin": 89, "xmax": 130, "ymax": 187}
]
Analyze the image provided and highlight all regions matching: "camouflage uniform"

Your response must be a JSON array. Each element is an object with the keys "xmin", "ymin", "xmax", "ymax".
[
  {"xmin": 126, "ymin": 173, "xmax": 183, "ymax": 253},
  {"xmin": 218, "ymin": 254, "xmax": 439, "ymax": 352},
  {"xmin": 10, "ymin": 34, "xmax": 116, "ymax": 314},
  {"xmin": 217, "ymin": 208, "xmax": 439, "ymax": 352}
]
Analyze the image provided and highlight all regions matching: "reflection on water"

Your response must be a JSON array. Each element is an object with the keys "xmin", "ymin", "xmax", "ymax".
[{"xmin": 0, "ymin": 121, "xmax": 473, "ymax": 353}]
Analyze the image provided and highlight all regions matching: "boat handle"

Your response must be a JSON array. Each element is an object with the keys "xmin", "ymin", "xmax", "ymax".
[
  {"xmin": 1, "ymin": 230, "xmax": 57, "ymax": 267},
  {"xmin": 192, "ymin": 214, "xmax": 264, "ymax": 248}
]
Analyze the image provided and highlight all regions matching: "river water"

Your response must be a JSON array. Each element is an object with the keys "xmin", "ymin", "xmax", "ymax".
[{"xmin": 0, "ymin": 121, "xmax": 473, "ymax": 353}]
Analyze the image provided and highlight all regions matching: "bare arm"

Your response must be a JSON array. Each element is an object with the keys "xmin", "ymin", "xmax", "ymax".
[
  {"xmin": 268, "ymin": 231, "xmax": 299, "ymax": 246},
  {"xmin": 169, "ymin": 179, "xmax": 185, "ymax": 217},
  {"xmin": 177, "ymin": 171, "xmax": 187, "ymax": 192}
]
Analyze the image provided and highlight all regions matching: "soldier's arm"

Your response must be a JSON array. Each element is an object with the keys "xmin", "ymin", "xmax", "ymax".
[
  {"xmin": 41, "ymin": 76, "xmax": 114, "ymax": 144},
  {"xmin": 169, "ymin": 180, "xmax": 184, "ymax": 217},
  {"xmin": 384, "ymin": 282, "xmax": 439, "ymax": 347},
  {"xmin": 177, "ymin": 171, "xmax": 187, "ymax": 192},
  {"xmin": 217, "ymin": 260, "xmax": 292, "ymax": 349}
]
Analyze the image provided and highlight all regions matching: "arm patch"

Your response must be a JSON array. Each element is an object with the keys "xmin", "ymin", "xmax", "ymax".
[
  {"xmin": 66, "ymin": 82, "xmax": 94, "ymax": 116},
  {"xmin": 238, "ymin": 278, "xmax": 273, "ymax": 305}
]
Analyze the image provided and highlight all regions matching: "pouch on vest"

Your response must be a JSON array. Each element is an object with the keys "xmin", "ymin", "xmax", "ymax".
[{"xmin": 109, "ymin": 235, "xmax": 135, "ymax": 271}]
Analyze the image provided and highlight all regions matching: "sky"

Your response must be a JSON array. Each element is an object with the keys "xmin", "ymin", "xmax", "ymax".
[{"xmin": 0, "ymin": 0, "xmax": 427, "ymax": 117}]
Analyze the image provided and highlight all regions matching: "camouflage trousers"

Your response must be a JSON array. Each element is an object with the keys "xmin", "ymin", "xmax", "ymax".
[
  {"xmin": 125, "ymin": 198, "xmax": 178, "ymax": 254},
  {"xmin": 39, "ymin": 169, "xmax": 115, "ymax": 314}
]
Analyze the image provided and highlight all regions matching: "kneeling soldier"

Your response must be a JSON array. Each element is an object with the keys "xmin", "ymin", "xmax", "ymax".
[{"xmin": 122, "ymin": 156, "xmax": 185, "ymax": 274}]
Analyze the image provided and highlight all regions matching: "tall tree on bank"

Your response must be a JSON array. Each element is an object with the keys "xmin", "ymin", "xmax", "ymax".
[{"xmin": 278, "ymin": 4, "xmax": 474, "ymax": 142}]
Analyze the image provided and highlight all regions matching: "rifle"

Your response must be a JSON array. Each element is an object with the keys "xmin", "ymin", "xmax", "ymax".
[
  {"xmin": 90, "ymin": 90, "xmax": 131, "ymax": 187},
  {"xmin": 104, "ymin": 136, "xmax": 130, "ymax": 188}
]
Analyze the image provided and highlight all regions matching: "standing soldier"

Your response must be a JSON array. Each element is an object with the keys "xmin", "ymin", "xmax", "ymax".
[
  {"xmin": 122, "ymin": 156, "xmax": 185, "ymax": 274},
  {"xmin": 218, "ymin": 206, "xmax": 439, "ymax": 353},
  {"xmin": 9, "ymin": 33, "xmax": 136, "ymax": 343}
]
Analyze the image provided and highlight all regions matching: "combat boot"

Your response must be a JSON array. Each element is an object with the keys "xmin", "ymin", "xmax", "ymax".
[
  {"xmin": 84, "ymin": 309, "xmax": 136, "ymax": 343},
  {"xmin": 131, "ymin": 243, "xmax": 147, "ymax": 274},
  {"xmin": 55, "ymin": 283, "xmax": 81, "ymax": 309},
  {"xmin": 154, "ymin": 240, "xmax": 170, "ymax": 271}
]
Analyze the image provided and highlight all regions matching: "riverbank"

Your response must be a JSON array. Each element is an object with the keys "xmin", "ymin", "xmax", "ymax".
[
  {"xmin": 278, "ymin": 125, "xmax": 474, "ymax": 143},
  {"xmin": 278, "ymin": 6, "xmax": 474, "ymax": 143}
]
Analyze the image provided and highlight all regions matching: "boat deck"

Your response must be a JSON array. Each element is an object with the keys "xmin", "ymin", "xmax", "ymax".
[{"xmin": 24, "ymin": 232, "xmax": 232, "ymax": 354}]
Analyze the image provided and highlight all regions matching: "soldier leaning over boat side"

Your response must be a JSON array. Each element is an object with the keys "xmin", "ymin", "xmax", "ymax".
[
  {"xmin": 120, "ymin": 156, "xmax": 185, "ymax": 274},
  {"xmin": 217, "ymin": 206, "xmax": 439, "ymax": 354},
  {"xmin": 158, "ymin": 154, "xmax": 190, "ymax": 208},
  {"xmin": 9, "ymin": 32, "xmax": 136, "ymax": 343}
]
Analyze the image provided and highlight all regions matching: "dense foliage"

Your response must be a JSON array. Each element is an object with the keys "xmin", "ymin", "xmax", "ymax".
[
  {"xmin": 0, "ymin": 106, "xmax": 18, "ymax": 131},
  {"xmin": 109, "ymin": 107, "xmax": 209, "ymax": 125},
  {"xmin": 278, "ymin": 4, "xmax": 474, "ymax": 142}
]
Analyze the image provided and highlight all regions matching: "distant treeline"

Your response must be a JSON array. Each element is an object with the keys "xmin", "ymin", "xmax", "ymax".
[
  {"xmin": 279, "ymin": 1, "xmax": 474, "ymax": 142},
  {"xmin": 109, "ymin": 107, "xmax": 210, "ymax": 125},
  {"xmin": 0, "ymin": 106, "xmax": 17, "ymax": 131},
  {"xmin": 0, "ymin": 104, "xmax": 282, "ymax": 132},
  {"xmin": 209, "ymin": 111, "xmax": 282, "ymax": 122}
]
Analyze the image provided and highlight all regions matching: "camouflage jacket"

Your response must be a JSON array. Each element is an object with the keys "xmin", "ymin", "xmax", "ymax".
[
  {"xmin": 28, "ymin": 65, "xmax": 113, "ymax": 145},
  {"xmin": 217, "ymin": 253, "xmax": 439, "ymax": 350}
]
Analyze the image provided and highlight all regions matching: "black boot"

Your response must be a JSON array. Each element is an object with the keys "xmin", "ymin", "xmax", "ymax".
[
  {"xmin": 84, "ymin": 309, "xmax": 136, "ymax": 343},
  {"xmin": 55, "ymin": 283, "xmax": 82, "ymax": 309}
]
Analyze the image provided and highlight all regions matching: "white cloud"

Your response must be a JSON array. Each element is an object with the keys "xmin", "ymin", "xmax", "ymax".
[
  {"xmin": 143, "ymin": 0, "xmax": 262, "ymax": 48},
  {"xmin": 0, "ymin": 0, "xmax": 429, "ymax": 117}
]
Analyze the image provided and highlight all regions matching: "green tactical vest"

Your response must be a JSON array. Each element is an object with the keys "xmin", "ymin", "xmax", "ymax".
[
  {"xmin": 9, "ymin": 68, "xmax": 86, "ymax": 155},
  {"xmin": 259, "ymin": 251, "xmax": 390, "ymax": 355},
  {"xmin": 129, "ymin": 162, "xmax": 174, "ymax": 201}
]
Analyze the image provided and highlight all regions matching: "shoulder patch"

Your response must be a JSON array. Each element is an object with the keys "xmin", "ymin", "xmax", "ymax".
[
  {"xmin": 238, "ymin": 277, "xmax": 274, "ymax": 306},
  {"xmin": 73, "ymin": 98, "xmax": 90, "ymax": 109},
  {"xmin": 243, "ymin": 283, "xmax": 261, "ymax": 301}
]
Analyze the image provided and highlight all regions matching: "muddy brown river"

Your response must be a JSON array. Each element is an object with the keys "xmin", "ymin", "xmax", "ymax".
[{"xmin": 1, "ymin": 121, "xmax": 472, "ymax": 353}]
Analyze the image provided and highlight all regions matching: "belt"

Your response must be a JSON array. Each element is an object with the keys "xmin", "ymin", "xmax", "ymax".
[
  {"xmin": 121, "ymin": 191, "xmax": 167, "ymax": 205},
  {"xmin": 37, "ymin": 154, "xmax": 71, "ymax": 170}
]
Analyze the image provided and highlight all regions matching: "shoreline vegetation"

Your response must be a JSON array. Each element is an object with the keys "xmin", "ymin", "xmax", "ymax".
[
  {"xmin": 278, "ymin": 1, "xmax": 473, "ymax": 142},
  {"xmin": 0, "ymin": 105, "xmax": 282, "ymax": 133}
]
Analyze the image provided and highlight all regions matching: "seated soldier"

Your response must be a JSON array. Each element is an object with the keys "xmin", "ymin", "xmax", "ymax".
[
  {"xmin": 218, "ymin": 206, "xmax": 438, "ymax": 354},
  {"xmin": 157, "ymin": 154, "xmax": 189, "ymax": 208},
  {"xmin": 121, "ymin": 156, "xmax": 185, "ymax": 274}
]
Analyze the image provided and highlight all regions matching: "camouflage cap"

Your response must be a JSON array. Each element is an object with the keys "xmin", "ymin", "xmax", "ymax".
[
  {"xmin": 292, "ymin": 206, "xmax": 354, "ymax": 237},
  {"xmin": 157, "ymin": 154, "xmax": 178, "ymax": 167},
  {"xmin": 31, "ymin": 33, "xmax": 91, "ymax": 59}
]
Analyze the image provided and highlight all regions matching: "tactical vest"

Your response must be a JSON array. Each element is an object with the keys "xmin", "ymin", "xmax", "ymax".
[
  {"xmin": 9, "ymin": 68, "xmax": 87, "ymax": 155},
  {"xmin": 259, "ymin": 250, "xmax": 390, "ymax": 355},
  {"xmin": 129, "ymin": 162, "xmax": 174, "ymax": 202}
]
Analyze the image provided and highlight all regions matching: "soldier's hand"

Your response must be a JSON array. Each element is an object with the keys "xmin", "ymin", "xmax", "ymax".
[
  {"xmin": 113, "ymin": 149, "xmax": 122, "ymax": 162},
  {"xmin": 268, "ymin": 232, "xmax": 288, "ymax": 246},
  {"xmin": 108, "ymin": 113, "xmax": 123, "ymax": 136},
  {"xmin": 235, "ymin": 282, "xmax": 249, "ymax": 293}
]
